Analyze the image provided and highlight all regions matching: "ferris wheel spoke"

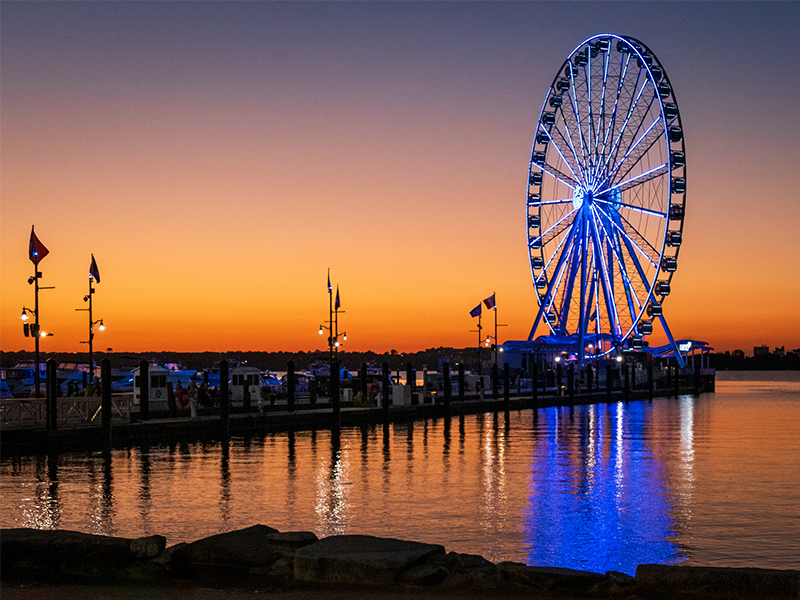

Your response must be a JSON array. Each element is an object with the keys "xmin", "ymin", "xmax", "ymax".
[
  {"xmin": 556, "ymin": 106, "xmax": 590, "ymax": 182},
  {"xmin": 529, "ymin": 198, "xmax": 575, "ymax": 207},
  {"xmin": 537, "ymin": 219, "xmax": 582, "ymax": 326},
  {"xmin": 619, "ymin": 232, "xmax": 654, "ymax": 310},
  {"xmin": 539, "ymin": 124, "xmax": 582, "ymax": 182},
  {"xmin": 617, "ymin": 213, "xmax": 661, "ymax": 265},
  {"xmin": 530, "ymin": 207, "xmax": 579, "ymax": 248},
  {"xmin": 593, "ymin": 198, "xmax": 667, "ymax": 218},
  {"xmin": 596, "ymin": 206, "xmax": 660, "ymax": 267},
  {"xmin": 606, "ymin": 122, "xmax": 665, "ymax": 190},
  {"xmin": 537, "ymin": 163, "xmax": 578, "ymax": 190},
  {"xmin": 595, "ymin": 50, "xmax": 610, "ymax": 156},
  {"xmin": 566, "ymin": 81, "xmax": 591, "ymax": 177},
  {"xmin": 537, "ymin": 219, "xmax": 576, "ymax": 287},
  {"xmin": 585, "ymin": 59, "xmax": 594, "ymax": 162},
  {"xmin": 597, "ymin": 53, "xmax": 633, "ymax": 181},
  {"xmin": 604, "ymin": 163, "xmax": 668, "ymax": 195},
  {"xmin": 558, "ymin": 227, "xmax": 584, "ymax": 333},
  {"xmin": 611, "ymin": 230, "xmax": 641, "ymax": 325},
  {"xmin": 594, "ymin": 209, "xmax": 646, "ymax": 313},
  {"xmin": 597, "ymin": 113, "xmax": 661, "ymax": 189},
  {"xmin": 589, "ymin": 215, "xmax": 622, "ymax": 338},
  {"xmin": 601, "ymin": 70, "xmax": 649, "ymax": 181}
]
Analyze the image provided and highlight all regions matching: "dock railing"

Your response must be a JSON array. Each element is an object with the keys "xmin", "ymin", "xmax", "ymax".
[{"xmin": 1, "ymin": 394, "xmax": 131, "ymax": 430}]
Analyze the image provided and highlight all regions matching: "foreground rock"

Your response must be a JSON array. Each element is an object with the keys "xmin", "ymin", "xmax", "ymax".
[
  {"xmin": 3, "ymin": 526, "xmax": 799, "ymax": 599},
  {"xmin": 1, "ymin": 529, "xmax": 166, "ymax": 580},
  {"xmin": 636, "ymin": 564, "xmax": 800, "ymax": 599},
  {"xmin": 170, "ymin": 524, "xmax": 317, "ymax": 580},
  {"xmin": 294, "ymin": 534, "xmax": 445, "ymax": 585}
]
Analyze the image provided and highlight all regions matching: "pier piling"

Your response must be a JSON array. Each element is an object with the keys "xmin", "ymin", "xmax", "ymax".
[
  {"xmin": 46, "ymin": 358, "xmax": 57, "ymax": 432},
  {"xmin": 381, "ymin": 362, "xmax": 390, "ymax": 422},
  {"xmin": 139, "ymin": 360, "xmax": 149, "ymax": 421},
  {"xmin": 503, "ymin": 363, "xmax": 510, "ymax": 410},
  {"xmin": 219, "ymin": 360, "xmax": 229, "ymax": 438},
  {"xmin": 287, "ymin": 360, "xmax": 296, "ymax": 412},
  {"xmin": 443, "ymin": 362, "xmax": 451, "ymax": 412},
  {"xmin": 331, "ymin": 360, "xmax": 340, "ymax": 426},
  {"xmin": 101, "ymin": 359, "xmax": 112, "ymax": 448},
  {"xmin": 568, "ymin": 363, "xmax": 574, "ymax": 403}
]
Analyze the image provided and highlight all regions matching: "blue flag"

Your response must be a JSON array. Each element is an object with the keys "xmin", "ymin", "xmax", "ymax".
[
  {"xmin": 470, "ymin": 304, "xmax": 482, "ymax": 318},
  {"xmin": 89, "ymin": 254, "xmax": 100, "ymax": 283}
]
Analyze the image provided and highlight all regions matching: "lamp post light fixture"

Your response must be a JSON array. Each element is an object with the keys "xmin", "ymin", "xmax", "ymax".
[
  {"xmin": 75, "ymin": 266, "xmax": 104, "ymax": 383},
  {"xmin": 320, "ymin": 269, "xmax": 347, "ymax": 363}
]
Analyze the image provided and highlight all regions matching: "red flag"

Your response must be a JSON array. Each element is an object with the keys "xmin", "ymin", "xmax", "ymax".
[
  {"xmin": 484, "ymin": 294, "xmax": 496, "ymax": 310},
  {"xmin": 28, "ymin": 226, "xmax": 49, "ymax": 265}
]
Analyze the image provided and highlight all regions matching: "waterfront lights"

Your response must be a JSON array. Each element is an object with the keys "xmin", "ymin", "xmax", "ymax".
[
  {"xmin": 616, "ymin": 355, "xmax": 623, "ymax": 362},
  {"xmin": 342, "ymin": 333, "xmax": 347, "ymax": 341},
  {"xmin": 319, "ymin": 326, "xmax": 324, "ymax": 335},
  {"xmin": 555, "ymin": 356, "xmax": 561, "ymax": 363},
  {"xmin": 97, "ymin": 320, "xmax": 105, "ymax": 331},
  {"xmin": 20, "ymin": 307, "xmax": 34, "ymax": 321}
]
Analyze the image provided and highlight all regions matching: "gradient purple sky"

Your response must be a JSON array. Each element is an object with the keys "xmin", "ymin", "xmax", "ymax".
[{"xmin": 2, "ymin": 2, "xmax": 799, "ymax": 353}]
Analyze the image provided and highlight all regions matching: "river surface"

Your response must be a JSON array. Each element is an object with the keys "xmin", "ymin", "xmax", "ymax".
[{"xmin": 2, "ymin": 371, "xmax": 798, "ymax": 575}]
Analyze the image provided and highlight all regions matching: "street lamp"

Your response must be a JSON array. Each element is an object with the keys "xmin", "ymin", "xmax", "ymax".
[
  {"xmin": 321, "ymin": 270, "xmax": 346, "ymax": 362},
  {"xmin": 76, "ymin": 267, "xmax": 104, "ymax": 383}
]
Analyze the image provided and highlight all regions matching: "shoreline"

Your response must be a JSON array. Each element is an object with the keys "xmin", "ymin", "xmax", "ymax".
[{"xmin": 2, "ymin": 526, "xmax": 798, "ymax": 600}]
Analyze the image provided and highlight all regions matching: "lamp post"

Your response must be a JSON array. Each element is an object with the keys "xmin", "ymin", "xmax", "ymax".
[
  {"xmin": 469, "ymin": 312, "xmax": 483, "ymax": 376},
  {"xmin": 75, "ymin": 271, "xmax": 104, "ymax": 384},
  {"xmin": 320, "ymin": 271, "xmax": 346, "ymax": 363}
]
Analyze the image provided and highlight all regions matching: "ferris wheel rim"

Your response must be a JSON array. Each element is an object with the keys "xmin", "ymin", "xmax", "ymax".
[{"xmin": 527, "ymin": 34, "xmax": 686, "ymax": 358}]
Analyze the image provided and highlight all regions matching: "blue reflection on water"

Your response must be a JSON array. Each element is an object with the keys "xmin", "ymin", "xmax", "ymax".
[{"xmin": 523, "ymin": 402, "xmax": 683, "ymax": 574}]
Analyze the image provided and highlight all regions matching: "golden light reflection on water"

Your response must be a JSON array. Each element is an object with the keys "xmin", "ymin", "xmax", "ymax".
[{"xmin": 2, "ymin": 375, "xmax": 798, "ymax": 573}]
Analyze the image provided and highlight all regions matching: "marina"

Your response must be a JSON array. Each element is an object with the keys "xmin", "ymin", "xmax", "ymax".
[{"xmin": 1, "ymin": 372, "xmax": 797, "ymax": 576}]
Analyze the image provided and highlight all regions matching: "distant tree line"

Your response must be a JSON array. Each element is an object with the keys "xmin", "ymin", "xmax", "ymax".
[
  {"xmin": 0, "ymin": 347, "xmax": 487, "ymax": 373},
  {"xmin": 711, "ymin": 349, "xmax": 799, "ymax": 371},
  {"xmin": 3, "ymin": 347, "xmax": 798, "ymax": 372}
]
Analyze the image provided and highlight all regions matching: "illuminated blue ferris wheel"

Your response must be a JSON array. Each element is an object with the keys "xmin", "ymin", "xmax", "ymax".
[{"xmin": 527, "ymin": 34, "xmax": 687, "ymax": 365}]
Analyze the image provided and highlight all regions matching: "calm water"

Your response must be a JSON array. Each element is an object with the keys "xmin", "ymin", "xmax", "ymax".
[{"xmin": 2, "ymin": 372, "xmax": 798, "ymax": 575}]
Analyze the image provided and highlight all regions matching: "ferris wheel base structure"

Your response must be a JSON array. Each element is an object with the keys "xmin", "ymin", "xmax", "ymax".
[{"xmin": 523, "ymin": 34, "xmax": 703, "ymax": 369}]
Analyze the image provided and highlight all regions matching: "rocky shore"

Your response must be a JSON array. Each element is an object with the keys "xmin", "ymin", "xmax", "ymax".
[{"xmin": 2, "ymin": 525, "xmax": 798, "ymax": 599}]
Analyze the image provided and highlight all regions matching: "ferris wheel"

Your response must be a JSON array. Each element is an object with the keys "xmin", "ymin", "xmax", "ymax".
[{"xmin": 526, "ymin": 34, "xmax": 687, "ymax": 364}]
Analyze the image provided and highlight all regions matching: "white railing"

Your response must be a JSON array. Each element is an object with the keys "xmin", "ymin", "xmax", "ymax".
[{"xmin": 0, "ymin": 395, "xmax": 131, "ymax": 430}]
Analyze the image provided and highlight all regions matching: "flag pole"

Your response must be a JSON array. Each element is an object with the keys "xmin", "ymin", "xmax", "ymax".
[
  {"xmin": 328, "ymin": 269, "xmax": 333, "ymax": 363},
  {"xmin": 33, "ymin": 261, "xmax": 41, "ymax": 398},
  {"xmin": 494, "ymin": 292, "xmax": 498, "ymax": 369},
  {"xmin": 477, "ymin": 312, "xmax": 482, "ymax": 376}
]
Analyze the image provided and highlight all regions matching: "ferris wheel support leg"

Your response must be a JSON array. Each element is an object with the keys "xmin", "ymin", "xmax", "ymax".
[
  {"xmin": 657, "ymin": 314, "xmax": 686, "ymax": 368},
  {"xmin": 527, "ymin": 303, "xmax": 546, "ymax": 342}
]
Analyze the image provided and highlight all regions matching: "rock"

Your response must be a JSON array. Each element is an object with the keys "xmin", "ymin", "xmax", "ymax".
[
  {"xmin": 398, "ymin": 564, "xmax": 449, "ymax": 586},
  {"xmin": 429, "ymin": 552, "xmax": 498, "ymax": 589},
  {"xmin": 496, "ymin": 562, "xmax": 606, "ymax": 590},
  {"xmin": 636, "ymin": 564, "xmax": 800, "ymax": 599},
  {"xmin": 605, "ymin": 570, "xmax": 635, "ymax": 584},
  {"xmin": 0, "ymin": 528, "xmax": 167, "ymax": 581},
  {"xmin": 264, "ymin": 531, "xmax": 318, "ymax": 558},
  {"xmin": 294, "ymin": 534, "xmax": 446, "ymax": 586},
  {"xmin": 170, "ymin": 524, "xmax": 281, "ymax": 574},
  {"xmin": 2, "ymin": 528, "xmax": 134, "ymax": 564},
  {"xmin": 130, "ymin": 534, "xmax": 167, "ymax": 559}
]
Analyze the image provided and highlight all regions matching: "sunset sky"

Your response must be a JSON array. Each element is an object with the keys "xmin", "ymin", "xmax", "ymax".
[{"xmin": 2, "ymin": 2, "xmax": 799, "ymax": 355}]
